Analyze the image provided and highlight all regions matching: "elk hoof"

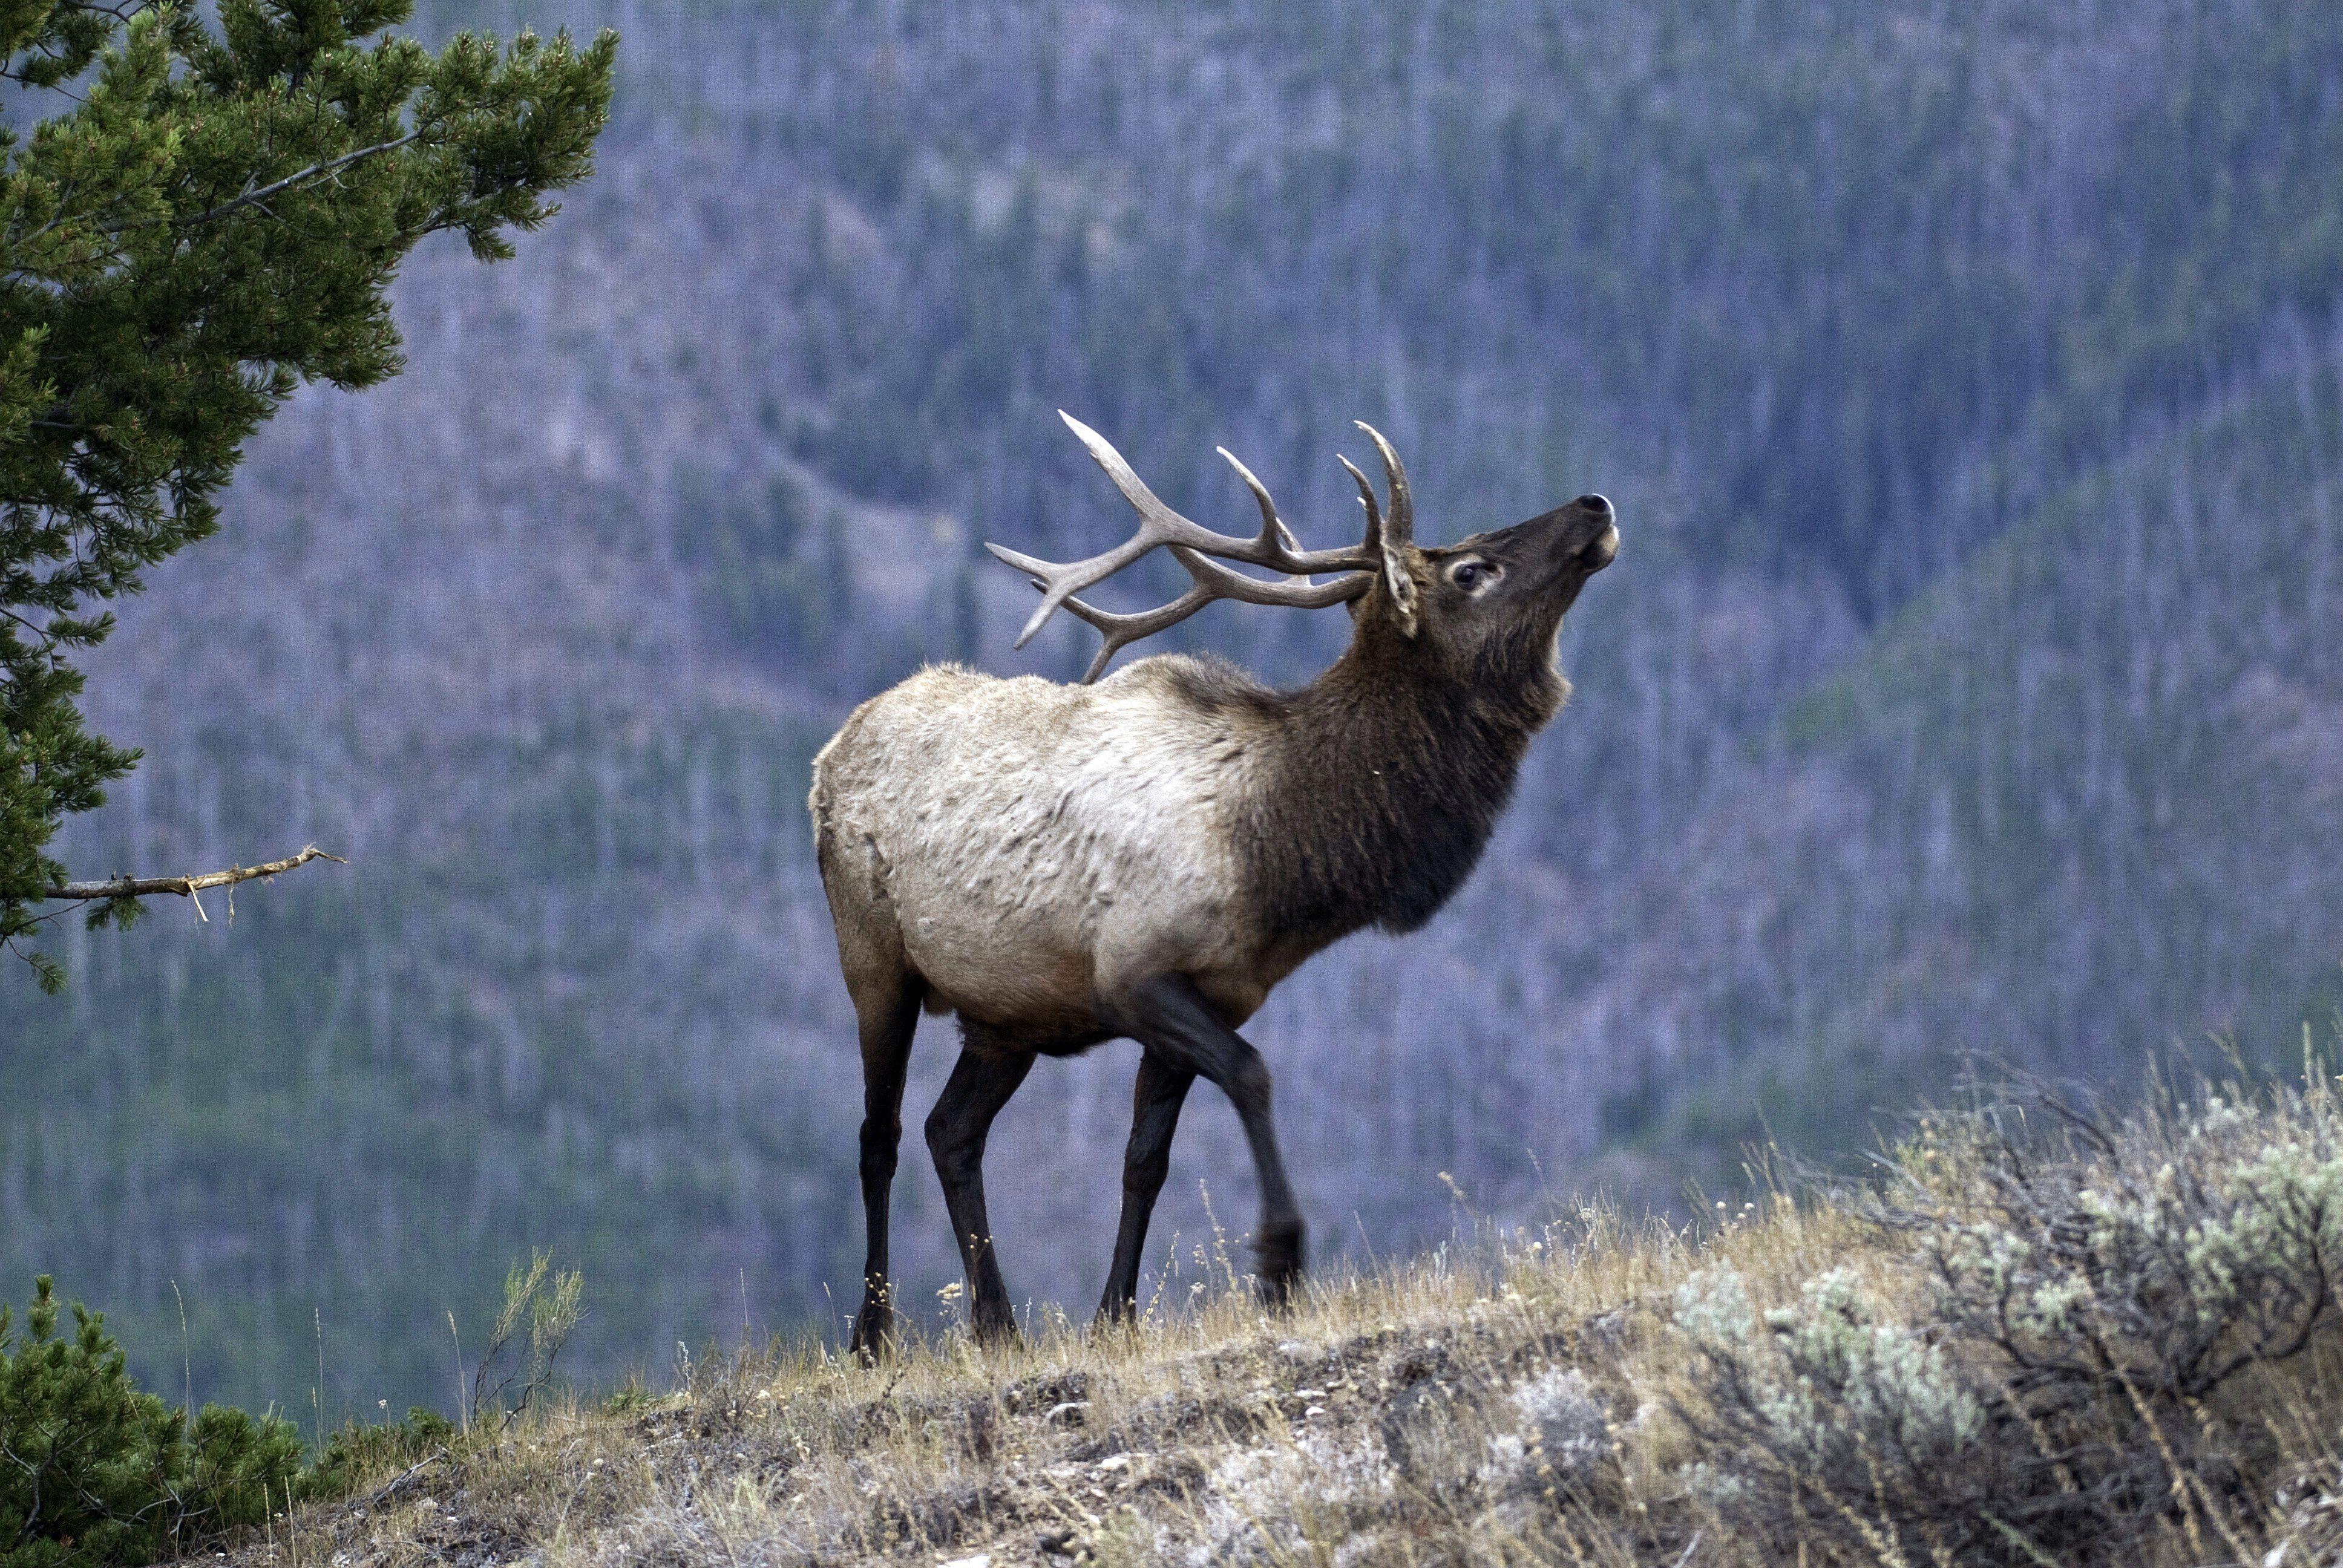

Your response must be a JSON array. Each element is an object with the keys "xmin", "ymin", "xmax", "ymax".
[
  {"xmin": 971, "ymin": 1304, "xmax": 1024, "ymax": 1349},
  {"xmin": 1254, "ymin": 1218, "xmax": 1307, "ymax": 1308},
  {"xmin": 850, "ymin": 1302, "xmax": 896, "ymax": 1365}
]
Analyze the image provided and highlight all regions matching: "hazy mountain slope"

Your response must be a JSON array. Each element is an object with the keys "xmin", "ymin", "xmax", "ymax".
[
  {"xmin": 4, "ymin": 0, "xmax": 2341, "ymax": 1422},
  {"xmin": 1581, "ymin": 328, "xmax": 2343, "ymax": 1176}
]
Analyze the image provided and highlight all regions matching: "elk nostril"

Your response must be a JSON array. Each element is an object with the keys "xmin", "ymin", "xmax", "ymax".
[{"xmin": 1573, "ymin": 493, "xmax": 1612, "ymax": 517}]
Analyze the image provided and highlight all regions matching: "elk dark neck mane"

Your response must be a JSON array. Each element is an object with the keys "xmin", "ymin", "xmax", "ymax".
[{"xmin": 1214, "ymin": 626, "xmax": 1568, "ymax": 954}]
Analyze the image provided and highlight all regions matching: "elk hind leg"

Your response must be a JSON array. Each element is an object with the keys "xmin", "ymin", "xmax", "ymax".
[
  {"xmin": 926, "ymin": 1045, "xmax": 1035, "ymax": 1344},
  {"xmin": 847, "ymin": 960, "xmax": 922, "ymax": 1364}
]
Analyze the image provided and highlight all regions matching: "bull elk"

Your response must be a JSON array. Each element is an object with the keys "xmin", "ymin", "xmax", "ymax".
[{"xmin": 810, "ymin": 413, "xmax": 1618, "ymax": 1357}]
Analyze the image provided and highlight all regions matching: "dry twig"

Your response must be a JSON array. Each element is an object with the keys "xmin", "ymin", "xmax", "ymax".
[{"xmin": 41, "ymin": 844, "xmax": 345, "ymax": 920}]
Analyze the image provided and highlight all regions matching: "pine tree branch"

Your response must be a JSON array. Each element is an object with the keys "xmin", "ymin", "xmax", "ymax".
[
  {"xmin": 96, "ymin": 131, "xmax": 427, "ymax": 237},
  {"xmin": 41, "ymin": 844, "xmax": 345, "ymax": 914}
]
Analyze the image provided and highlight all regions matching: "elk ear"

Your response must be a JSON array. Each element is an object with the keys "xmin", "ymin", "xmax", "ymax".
[
  {"xmin": 1343, "ymin": 423, "xmax": 1420, "ymax": 638},
  {"xmin": 1378, "ymin": 530, "xmax": 1418, "ymax": 636}
]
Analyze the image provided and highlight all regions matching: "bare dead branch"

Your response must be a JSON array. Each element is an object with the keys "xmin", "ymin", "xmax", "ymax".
[{"xmin": 41, "ymin": 844, "xmax": 346, "ymax": 916}]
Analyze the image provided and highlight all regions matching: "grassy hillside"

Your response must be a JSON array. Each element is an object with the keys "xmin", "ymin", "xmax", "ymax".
[{"xmin": 214, "ymin": 1061, "xmax": 2343, "ymax": 1567}]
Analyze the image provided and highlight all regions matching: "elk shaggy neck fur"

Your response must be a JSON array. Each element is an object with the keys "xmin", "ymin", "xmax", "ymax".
[{"xmin": 1208, "ymin": 620, "xmax": 1567, "ymax": 956}]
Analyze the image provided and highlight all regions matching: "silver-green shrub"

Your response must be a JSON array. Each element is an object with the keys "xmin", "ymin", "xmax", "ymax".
[{"xmin": 1670, "ymin": 1076, "xmax": 2343, "ymax": 1566}]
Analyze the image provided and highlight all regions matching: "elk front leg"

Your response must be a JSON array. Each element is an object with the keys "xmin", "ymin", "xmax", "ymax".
[
  {"xmin": 1111, "ymin": 975, "xmax": 1305, "ymax": 1304},
  {"xmin": 925, "ymin": 1047, "xmax": 1036, "ymax": 1343},
  {"xmin": 1096, "ymin": 1053, "xmax": 1196, "ymax": 1326}
]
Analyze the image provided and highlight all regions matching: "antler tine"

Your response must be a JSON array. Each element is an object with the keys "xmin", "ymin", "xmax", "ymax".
[
  {"xmin": 990, "ymin": 413, "xmax": 1375, "ymax": 649},
  {"xmin": 1354, "ymin": 421, "xmax": 1413, "ymax": 544},
  {"xmin": 1167, "ymin": 545, "xmax": 1368, "ymax": 612},
  {"xmin": 1218, "ymin": 446, "xmax": 1320, "ymax": 583},
  {"xmin": 988, "ymin": 532, "xmax": 1165, "ymax": 652},
  {"xmin": 1043, "ymin": 545, "xmax": 1370, "ymax": 683},
  {"xmin": 1054, "ymin": 583, "xmax": 1213, "ymax": 684},
  {"xmin": 1215, "ymin": 446, "xmax": 1288, "ymax": 557},
  {"xmin": 988, "ymin": 413, "xmax": 1219, "ymax": 649},
  {"xmin": 1337, "ymin": 453, "xmax": 1382, "ymax": 554},
  {"xmin": 1274, "ymin": 521, "xmax": 1312, "ymax": 583},
  {"xmin": 1339, "ymin": 442, "xmax": 1421, "ymax": 635},
  {"xmin": 1063, "ymin": 411, "xmax": 1375, "ymax": 577}
]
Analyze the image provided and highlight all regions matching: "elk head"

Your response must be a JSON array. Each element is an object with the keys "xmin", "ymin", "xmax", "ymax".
[{"xmin": 989, "ymin": 413, "xmax": 1618, "ymax": 689}]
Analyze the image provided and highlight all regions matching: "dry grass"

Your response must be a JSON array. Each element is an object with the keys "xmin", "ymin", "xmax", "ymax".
[{"xmin": 214, "ymin": 1071, "xmax": 2343, "ymax": 1568}]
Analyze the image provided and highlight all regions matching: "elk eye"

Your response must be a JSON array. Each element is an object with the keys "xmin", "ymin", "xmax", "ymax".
[{"xmin": 1450, "ymin": 560, "xmax": 1499, "ymax": 593}]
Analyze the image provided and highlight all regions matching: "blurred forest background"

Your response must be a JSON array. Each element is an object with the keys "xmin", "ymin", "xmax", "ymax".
[{"xmin": 6, "ymin": 0, "xmax": 2343, "ymax": 1422}]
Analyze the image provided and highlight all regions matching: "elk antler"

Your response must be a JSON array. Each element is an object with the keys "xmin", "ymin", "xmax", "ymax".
[
  {"xmin": 989, "ymin": 412, "xmax": 1384, "ymax": 682},
  {"xmin": 1343, "ymin": 421, "xmax": 1418, "ymax": 636}
]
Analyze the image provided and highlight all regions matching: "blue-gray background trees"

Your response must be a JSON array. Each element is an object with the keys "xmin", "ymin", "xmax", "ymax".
[{"xmin": 7, "ymin": 0, "xmax": 2341, "ymax": 1420}]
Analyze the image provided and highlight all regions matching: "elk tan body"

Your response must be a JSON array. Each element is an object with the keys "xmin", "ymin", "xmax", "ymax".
[
  {"xmin": 811, "ymin": 414, "xmax": 1618, "ymax": 1359},
  {"xmin": 813, "ymin": 659, "xmax": 1284, "ymax": 1045}
]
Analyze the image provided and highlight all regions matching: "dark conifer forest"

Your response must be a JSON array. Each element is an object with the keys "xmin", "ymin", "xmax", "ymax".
[{"xmin": 6, "ymin": 0, "xmax": 2342, "ymax": 1420}]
